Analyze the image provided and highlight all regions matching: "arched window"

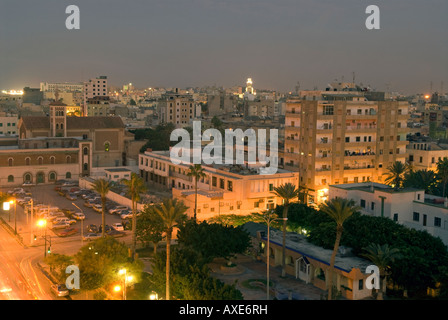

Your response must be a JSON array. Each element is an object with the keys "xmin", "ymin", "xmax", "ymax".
[
  {"xmin": 8, "ymin": 158, "xmax": 13, "ymax": 167},
  {"xmin": 50, "ymin": 156, "xmax": 55, "ymax": 165},
  {"xmin": 83, "ymin": 147, "xmax": 89, "ymax": 155},
  {"xmin": 83, "ymin": 163, "xmax": 88, "ymax": 171},
  {"xmin": 25, "ymin": 157, "xmax": 31, "ymax": 166},
  {"xmin": 37, "ymin": 156, "xmax": 43, "ymax": 165},
  {"xmin": 24, "ymin": 173, "xmax": 32, "ymax": 182},
  {"xmin": 7, "ymin": 175, "xmax": 14, "ymax": 182},
  {"xmin": 49, "ymin": 172, "xmax": 56, "ymax": 181},
  {"xmin": 56, "ymin": 123, "xmax": 59, "ymax": 130},
  {"xmin": 66, "ymin": 155, "xmax": 71, "ymax": 164},
  {"xmin": 66, "ymin": 172, "xmax": 71, "ymax": 179},
  {"xmin": 61, "ymin": 123, "xmax": 64, "ymax": 130}
]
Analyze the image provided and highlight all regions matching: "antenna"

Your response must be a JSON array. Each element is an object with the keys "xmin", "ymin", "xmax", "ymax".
[{"xmin": 352, "ymin": 72, "xmax": 355, "ymax": 84}]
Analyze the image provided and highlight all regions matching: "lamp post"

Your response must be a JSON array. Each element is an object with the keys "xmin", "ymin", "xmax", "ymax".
[
  {"xmin": 119, "ymin": 269, "xmax": 132, "ymax": 300},
  {"xmin": 72, "ymin": 202, "xmax": 84, "ymax": 245},
  {"xmin": 10, "ymin": 199, "xmax": 17, "ymax": 234},
  {"xmin": 260, "ymin": 210, "xmax": 287, "ymax": 300},
  {"xmin": 37, "ymin": 219, "xmax": 48, "ymax": 258}
]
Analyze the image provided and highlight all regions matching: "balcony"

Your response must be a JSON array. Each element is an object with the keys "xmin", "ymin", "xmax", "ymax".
[{"xmin": 345, "ymin": 125, "xmax": 377, "ymax": 132}]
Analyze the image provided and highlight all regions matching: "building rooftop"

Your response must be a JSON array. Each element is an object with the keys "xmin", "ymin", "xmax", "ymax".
[
  {"xmin": 330, "ymin": 182, "xmax": 424, "ymax": 194},
  {"xmin": 20, "ymin": 116, "xmax": 125, "ymax": 130},
  {"xmin": 242, "ymin": 222, "xmax": 371, "ymax": 273},
  {"xmin": 104, "ymin": 168, "xmax": 132, "ymax": 173}
]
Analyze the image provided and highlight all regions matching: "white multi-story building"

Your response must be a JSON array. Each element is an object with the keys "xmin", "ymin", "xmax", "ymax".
[
  {"xmin": 329, "ymin": 182, "xmax": 448, "ymax": 246},
  {"xmin": 84, "ymin": 76, "xmax": 108, "ymax": 99},
  {"xmin": 138, "ymin": 150, "xmax": 299, "ymax": 220},
  {"xmin": 40, "ymin": 82, "xmax": 84, "ymax": 93}
]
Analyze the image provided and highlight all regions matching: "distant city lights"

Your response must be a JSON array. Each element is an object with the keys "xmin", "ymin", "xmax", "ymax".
[{"xmin": 1, "ymin": 90, "xmax": 23, "ymax": 95}]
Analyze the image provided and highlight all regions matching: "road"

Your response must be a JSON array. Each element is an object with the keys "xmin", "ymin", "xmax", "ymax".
[{"xmin": 0, "ymin": 184, "xmax": 133, "ymax": 300}]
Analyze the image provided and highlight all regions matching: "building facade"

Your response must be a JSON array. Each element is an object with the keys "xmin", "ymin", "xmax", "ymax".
[
  {"xmin": 138, "ymin": 150, "xmax": 299, "ymax": 220},
  {"xmin": 158, "ymin": 91, "xmax": 197, "ymax": 128},
  {"xmin": 284, "ymin": 96, "xmax": 410, "ymax": 204}
]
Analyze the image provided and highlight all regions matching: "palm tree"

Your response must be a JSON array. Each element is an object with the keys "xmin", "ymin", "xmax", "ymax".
[
  {"xmin": 271, "ymin": 182, "xmax": 300, "ymax": 277},
  {"xmin": 122, "ymin": 172, "xmax": 147, "ymax": 260},
  {"xmin": 92, "ymin": 178, "xmax": 112, "ymax": 238},
  {"xmin": 437, "ymin": 158, "xmax": 448, "ymax": 197},
  {"xmin": 187, "ymin": 164, "xmax": 206, "ymax": 222},
  {"xmin": 384, "ymin": 161, "xmax": 408, "ymax": 190},
  {"xmin": 361, "ymin": 243, "xmax": 401, "ymax": 300},
  {"xmin": 152, "ymin": 198, "xmax": 188, "ymax": 300},
  {"xmin": 319, "ymin": 197, "xmax": 360, "ymax": 300},
  {"xmin": 403, "ymin": 169, "xmax": 437, "ymax": 194}
]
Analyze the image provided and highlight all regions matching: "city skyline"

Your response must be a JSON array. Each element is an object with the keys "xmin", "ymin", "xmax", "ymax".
[{"xmin": 1, "ymin": 0, "xmax": 447, "ymax": 94}]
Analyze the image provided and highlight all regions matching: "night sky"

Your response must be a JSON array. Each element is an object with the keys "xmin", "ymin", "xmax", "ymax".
[{"xmin": 1, "ymin": 0, "xmax": 447, "ymax": 94}]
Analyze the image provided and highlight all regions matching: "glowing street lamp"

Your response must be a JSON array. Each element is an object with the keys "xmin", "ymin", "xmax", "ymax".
[
  {"xmin": 37, "ymin": 219, "xmax": 50, "ymax": 257},
  {"xmin": 118, "ymin": 268, "xmax": 132, "ymax": 300},
  {"xmin": 149, "ymin": 291, "xmax": 159, "ymax": 300}
]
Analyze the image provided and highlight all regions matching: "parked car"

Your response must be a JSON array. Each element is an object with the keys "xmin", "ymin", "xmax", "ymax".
[
  {"xmin": 93, "ymin": 204, "xmax": 103, "ymax": 213},
  {"xmin": 86, "ymin": 224, "xmax": 99, "ymax": 233},
  {"xmin": 61, "ymin": 208, "xmax": 76, "ymax": 215},
  {"xmin": 52, "ymin": 222, "xmax": 70, "ymax": 229},
  {"xmin": 66, "ymin": 193, "xmax": 77, "ymax": 201},
  {"xmin": 82, "ymin": 233, "xmax": 100, "ymax": 241},
  {"xmin": 51, "ymin": 284, "xmax": 69, "ymax": 297},
  {"xmin": 53, "ymin": 217, "xmax": 71, "ymax": 224},
  {"xmin": 111, "ymin": 223, "xmax": 124, "ymax": 231},
  {"xmin": 72, "ymin": 212, "xmax": 85, "ymax": 220},
  {"xmin": 120, "ymin": 211, "xmax": 133, "ymax": 219},
  {"xmin": 56, "ymin": 227, "xmax": 78, "ymax": 237},
  {"xmin": 22, "ymin": 181, "xmax": 35, "ymax": 187},
  {"xmin": 107, "ymin": 229, "xmax": 125, "ymax": 238},
  {"xmin": 99, "ymin": 224, "xmax": 111, "ymax": 233},
  {"xmin": 109, "ymin": 206, "xmax": 128, "ymax": 215}
]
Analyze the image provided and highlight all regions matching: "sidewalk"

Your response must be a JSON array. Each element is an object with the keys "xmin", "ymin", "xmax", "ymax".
[{"xmin": 209, "ymin": 254, "xmax": 325, "ymax": 300}]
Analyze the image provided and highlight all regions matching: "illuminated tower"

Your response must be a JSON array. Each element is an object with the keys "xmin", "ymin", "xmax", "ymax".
[{"xmin": 245, "ymin": 78, "xmax": 254, "ymax": 95}]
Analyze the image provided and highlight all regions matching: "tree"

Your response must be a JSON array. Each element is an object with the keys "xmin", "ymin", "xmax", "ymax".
[
  {"xmin": 177, "ymin": 220, "xmax": 251, "ymax": 264},
  {"xmin": 44, "ymin": 254, "xmax": 74, "ymax": 282},
  {"xmin": 122, "ymin": 172, "xmax": 147, "ymax": 260},
  {"xmin": 92, "ymin": 178, "xmax": 112, "ymax": 237},
  {"xmin": 319, "ymin": 197, "xmax": 360, "ymax": 300},
  {"xmin": 136, "ymin": 204, "xmax": 165, "ymax": 254},
  {"xmin": 187, "ymin": 164, "xmax": 206, "ymax": 222},
  {"xmin": 436, "ymin": 158, "xmax": 448, "ymax": 197},
  {"xmin": 384, "ymin": 161, "xmax": 409, "ymax": 190},
  {"xmin": 271, "ymin": 182, "xmax": 300, "ymax": 277},
  {"xmin": 151, "ymin": 198, "xmax": 188, "ymax": 300},
  {"xmin": 403, "ymin": 169, "xmax": 437, "ymax": 194},
  {"xmin": 360, "ymin": 243, "xmax": 401, "ymax": 300},
  {"xmin": 129, "ymin": 99, "xmax": 136, "ymax": 106},
  {"xmin": 74, "ymin": 237, "xmax": 143, "ymax": 291}
]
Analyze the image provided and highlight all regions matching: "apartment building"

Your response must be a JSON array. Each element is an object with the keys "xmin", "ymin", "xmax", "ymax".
[
  {"xmin": 138, "ymin": 150, "xmax": 299, "ymax": 220},
  {"xmin": 407, "ymin": 139, "xmax": 448, "ymax": 171},
  {"xmin": 284, "ymin": 94, "xmax": 410, "ymax": 205},
  {"xmin": 40, "ymin": 81, "xmax": 84, "ymax": 93},
  {"xmin": 84, "ymin": 76, "xmax": 108, "ymax": 99},
  {"xmin": 329, "ymin": 182, "xmax": 448, "ymax": 246},
  {"xmin": 157, "ymin": 90, "xmax": 196, "ymax": 128},
  {"xmin": 0, "ymin": 114, "xmax": 19, "ymax": 136}
]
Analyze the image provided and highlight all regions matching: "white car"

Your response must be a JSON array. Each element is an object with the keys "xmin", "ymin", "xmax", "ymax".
[
  {"xmin": 52, "ymin": 222, "xmax": 70, "ymax": 229},
  {"xmin": 111, "ymin": 223, "xmax": 124, "ymax": 231},
  {"xmin": 72, "ymin": 212, "xmax": 85, "ymax": 220},
  {"xmin": 109, "ymin": 206, "xmax": 128, "ymax": 214},
  {"xmin": 82, "ymin": 233, "xmax": 100, "ymax": 241}
]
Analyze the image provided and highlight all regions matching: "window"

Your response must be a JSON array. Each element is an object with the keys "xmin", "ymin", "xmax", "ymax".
[
  {"xmin": 220, "ymin": 179, "xmax": 225, "ymax": 189},
  {"xmin": 227, "ymin": 181, "xmax": 233, "ymax": 192},
  {"xmin": 358, "ymin": 279, "xmax": 364, "ymax": 290},
  {"xmin": 435, "ymin": 217, "xmax": 442, "ymax": 227},
  {"xmin": 345, "ymin": 137, "xmax": 350, "ymax": 143},
  {"xmin": 7, "ymin": 175, "xmax": 14, "ymax": 182},
  {"xmin": 360, "ymin": 199, "xmax": 366, "ymax": 208},
  {"xmin": 254, "ymin": 202, "xmax": 259, "ymax": 208},
  {"xmin": 8, "ymin": 158, "xmax": 13, "ymax": 166},
  {"xmin": 49, "ymin": 172, "xmax": 56, "ymax": 181},
  {"xmin": 393, "ymin": 213, "xmax": 398, "ymax": 221},
  {"xmin": 38, "ymin": 157, "xmax": 43, "ymax": 165},
  {"xmin": 413, "ymin": 212, "xmax": 420, "ymax": 222},
  {"xmin": 212, "ymin": 177, "xmax": 217, "ymax": 187},
  {"xmin": 25, "ymin": 157, "xmax": 31, "ymax": 166},
  {"xmin": 66, "ymin": 156, "xmax": 71, "ymax": 164},
  {"xmin": 323, "ymin": 105, "xmax": 334, "ymax": 115},
  {"xmin": 84, "ymin": 147, "xmax": 88, "ymax": 155},
  {"xmin": 269, "ymin": 183, "xmax": 274, "ymax": 191},
  {"xmin": 50, "ymin": 156, "xmax": 55, "ymax": 164},
  {"xmin": 66, "ymin": 172, "xmax": 72, "ymax": 179},
  {"xmin": 371, "ymin": 202, "xmax": 375, "ymax": 210}
]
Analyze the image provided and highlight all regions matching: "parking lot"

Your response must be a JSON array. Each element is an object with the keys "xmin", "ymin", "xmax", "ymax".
[{"xmin": 3, "ymin": 182, "xmax": 133, "ymax": 244}]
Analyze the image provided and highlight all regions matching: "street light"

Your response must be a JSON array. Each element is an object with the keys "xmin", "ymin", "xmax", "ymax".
[
  {"xmin": 149, "ymin": 291, "xmax": 159, "ymax": 300},
  {"xmin": 259, "ymin": 210, "xmax": 288, "ymax": 300},
  {"xmin": 37, "ymin": 219, "xmax": 50, "ymax": 258},
  {"xmin": 118, "ymin": 268, "xmax": 131, "ymax": 300},
  {"xmin": 72, "ymin": 202, "xmax": 84, "ymax": 244},
  {"xmin": 9, "ymin": 199, "xmax": 17, "ymax": 234}
]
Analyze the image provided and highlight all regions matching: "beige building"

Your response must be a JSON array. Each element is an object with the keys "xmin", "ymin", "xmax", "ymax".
[
  {"xmin": 158, "ymin": 91, "xmax": 197, "ymax": 128},
  {"xmin": 18, "ymin": 103, "xmax": 140, "ymax": 168},
  {"xmin": 284, "ymin": 95, "xmax": 410, "ymax": 205},
  {"xmin": 138, "ymin": 150, "xmax": 299, "ymax": 220},
  {"xmin": 406, "ymin": 140, "xmax": 448, "ymax": 171}
]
